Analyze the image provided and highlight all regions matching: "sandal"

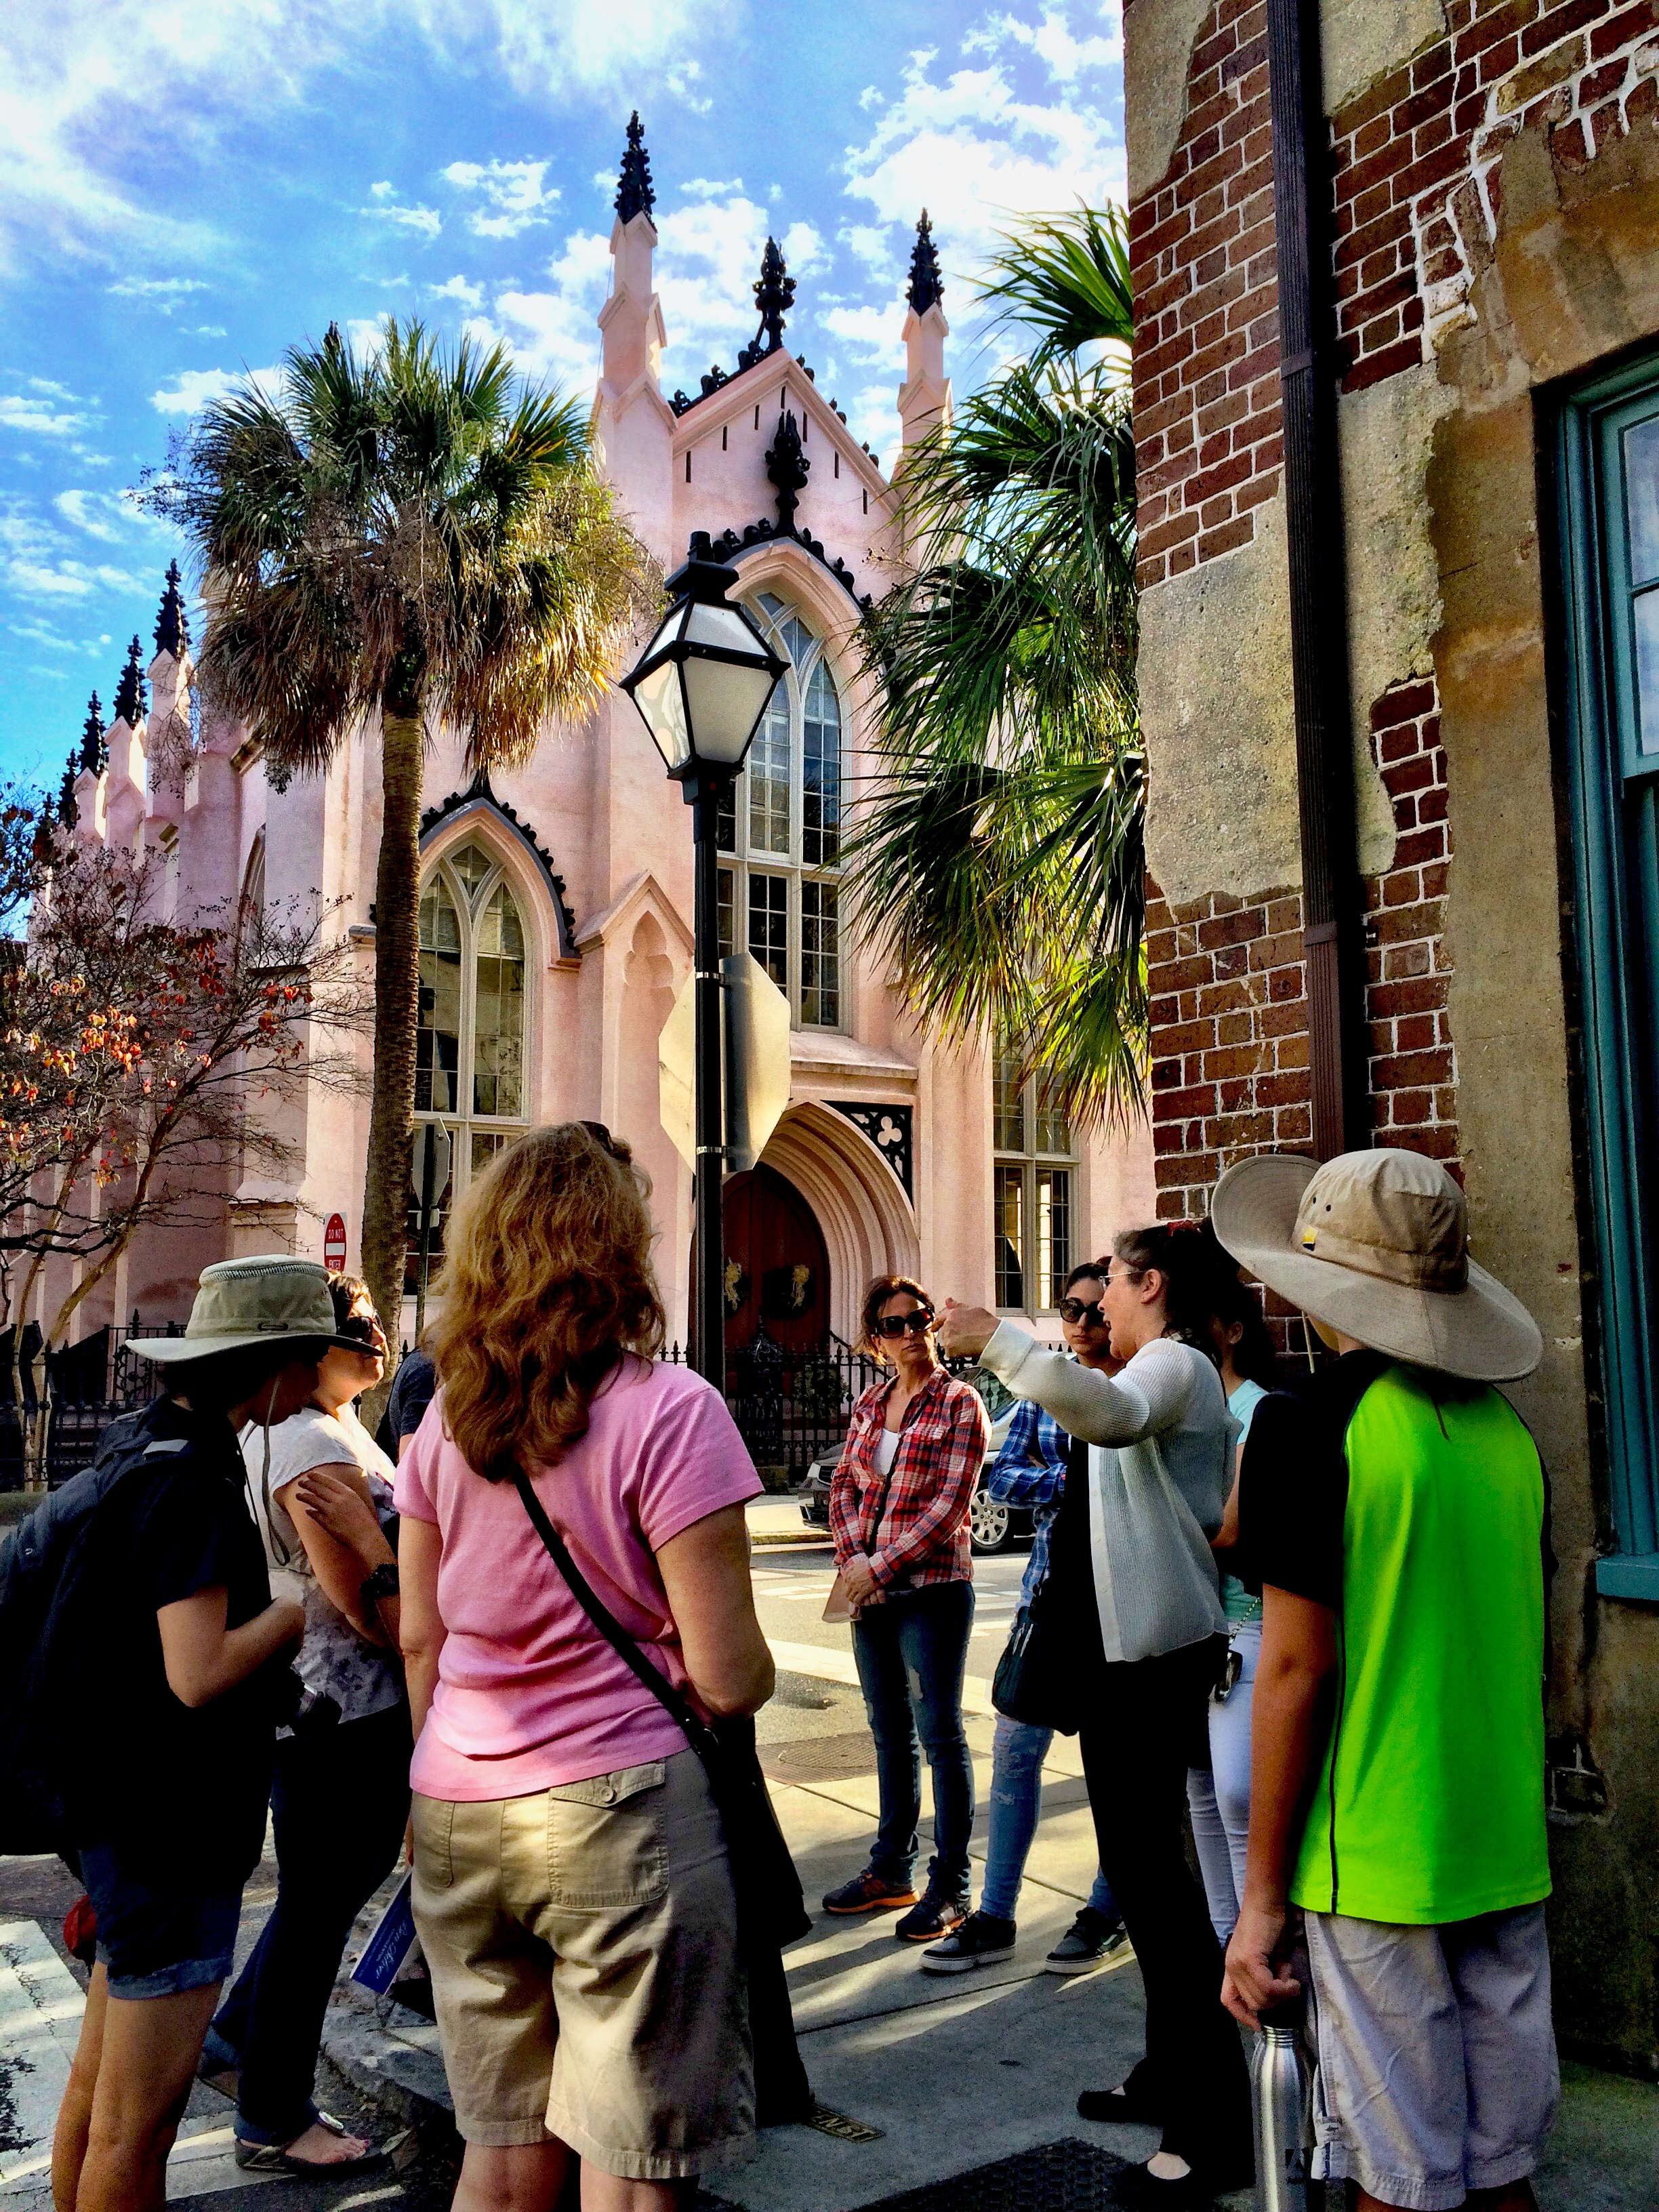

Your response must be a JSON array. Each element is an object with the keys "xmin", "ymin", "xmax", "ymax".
[{"xmin": 233, "ymin": 2110, "xmax": 388, "ymax": 2177}]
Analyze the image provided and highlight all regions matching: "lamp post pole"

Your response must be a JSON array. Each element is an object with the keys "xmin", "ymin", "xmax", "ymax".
[
  {"xmin": 617, "ymin": 529, "xmax": 786, "ymax": 1399},
  {"xmin": 689, "ymin": 771, "xmax": 728, "ymax": 1393}
]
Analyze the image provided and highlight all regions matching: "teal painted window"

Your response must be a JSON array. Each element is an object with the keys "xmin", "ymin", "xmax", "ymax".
[{"xmin": 1559, "ymin": 359, "xmax": 1659, "ymax": 1603}]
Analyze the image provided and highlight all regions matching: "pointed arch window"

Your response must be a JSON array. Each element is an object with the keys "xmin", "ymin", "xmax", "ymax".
[
  {"xmin": 408, "ymin": 839, "xmax": 528, "ymax": 1293},
  {"xmin": 714, "ymin": 592, "xmax": 844, "ymax": 1027}
]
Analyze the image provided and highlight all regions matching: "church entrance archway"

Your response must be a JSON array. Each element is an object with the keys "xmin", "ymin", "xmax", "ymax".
[{"xmin": 720, "ymin": 1164, "xmax": 830, "ymax": 1352}]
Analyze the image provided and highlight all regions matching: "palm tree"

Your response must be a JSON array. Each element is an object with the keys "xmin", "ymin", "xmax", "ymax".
[
  {"xmin": 161, "ymin": 321, "xmax": 651, "ymax": 1361},
  {"xmin": 846, "ymin": 207, "xmax": 1145, "ymax": 1127}
]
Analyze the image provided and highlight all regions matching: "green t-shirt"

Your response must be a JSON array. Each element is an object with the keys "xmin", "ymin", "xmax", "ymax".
[{"xmin": 1243, "ymin": 1357, "xmax": 1551, "ymax": 1925}]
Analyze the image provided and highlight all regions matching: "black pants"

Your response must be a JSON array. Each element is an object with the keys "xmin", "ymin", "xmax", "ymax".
[
  {"xmin": 1078, "ymin": 1639, "xmax": 1252, "ymax": 2169},
  {"xmin": 211, "ymin": 1701, "xmax": 411, "ymax": 2142}
]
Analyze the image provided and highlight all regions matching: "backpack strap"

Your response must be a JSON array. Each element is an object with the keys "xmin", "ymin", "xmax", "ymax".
[{"xmin": 511, "ymin": 1472, "xmax": 712, "ymax": 1755}]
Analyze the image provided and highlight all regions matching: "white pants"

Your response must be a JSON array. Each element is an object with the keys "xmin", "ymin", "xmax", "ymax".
[{"xmin": 1185, "ymin": 1613, "xmax": 1259, "ymax": 1943}]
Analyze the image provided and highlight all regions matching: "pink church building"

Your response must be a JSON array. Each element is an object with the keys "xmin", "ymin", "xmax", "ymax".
[{"xmin": 44, "ymin": 120, "xmax": 1153, "ymax": 1371}]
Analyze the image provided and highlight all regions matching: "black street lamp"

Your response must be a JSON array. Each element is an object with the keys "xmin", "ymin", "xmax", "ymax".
[{"xmin": 619, "ymin": 531, "xmax": 786, "ymax": 1392}]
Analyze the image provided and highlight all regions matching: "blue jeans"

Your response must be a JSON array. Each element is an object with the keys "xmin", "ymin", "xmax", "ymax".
[
  {"xmin": 209, "ymin": 1702, "xmax": 410, "ymax": 2144},
  {"xmin": 851, "ymin": 1579, "xmax": 975, "ymax": 1894},
  {"xmin": 980, "ymin": 1714, "xmax": 1118, "ymax": 1924}
]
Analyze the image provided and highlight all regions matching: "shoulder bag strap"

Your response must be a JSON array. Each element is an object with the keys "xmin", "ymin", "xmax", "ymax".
[{"xmin": 511, "ymin": 1471, "xmax": 712, "ymax": 1755}]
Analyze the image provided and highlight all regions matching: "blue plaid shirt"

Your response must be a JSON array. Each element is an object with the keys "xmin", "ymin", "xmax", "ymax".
[{"xmin": 985, "ymin": 1394, "xmax": 1071, "ymax": 1607}]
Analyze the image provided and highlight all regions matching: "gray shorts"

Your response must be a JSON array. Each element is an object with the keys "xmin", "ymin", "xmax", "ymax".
[{"xmin": 1303, "ymin": 1903, "xmax": 1559, "ymax": 2211}]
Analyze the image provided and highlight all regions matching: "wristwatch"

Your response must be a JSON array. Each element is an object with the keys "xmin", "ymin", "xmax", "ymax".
[{"xmin": 360, "ymin": 1561, "xmax": 400, "ymax": 1607}]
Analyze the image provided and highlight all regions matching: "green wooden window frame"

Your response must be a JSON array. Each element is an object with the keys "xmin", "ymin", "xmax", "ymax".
[{"xmin": 1558, "ymin": 356, "xmax": 1659, "ymax": 1603}]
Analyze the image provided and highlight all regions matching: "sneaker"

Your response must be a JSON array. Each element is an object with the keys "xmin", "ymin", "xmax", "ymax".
[
  {"xmin": 1045, "ymin": 1905, "xmax": 1131, "ymax": 1975},
  {"xmin": 821, "ymin": 1866, "xmax": 920, "ymax": 1914},
  {"xmin": 894, "ymin": 1885, "xmax": 970, "ymax": 1942},
  {"xmin": 920, "ymin": 1908, "xmax": 1017, "ymax": 1975}
]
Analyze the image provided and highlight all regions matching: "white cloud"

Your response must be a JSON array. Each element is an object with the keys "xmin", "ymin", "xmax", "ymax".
[
  {"xmin": 443, "ymin": 157, "xmax": 558, "ymax": 238},
  {"xmin": 480, "ymin": 227, "xmax": 612, "ymax": 390},
  {"xmin": 0, "ymin": 1, "xmax": 734, "ymax": 272},
  {"xmin": 968, "ymin": 5, "xmax": 1122, "ymax": 80},
  {"xmin": 346, "ymin": 319, "xmax": 390, "ymax": 359},
  {"xmin": 0, "ymin": 392, "xmax": 89, "ymax": 437},
  {"xmin": 847, "ymin": 382, "xmax": 901, "ymax": 472},
  {"xmin": 839, "ymin": 30, "xmax": 1126, "ymax": 309},
  {"xmin": 680, "ymin": 177, "xmax": 743, "ymax": 201},
  {"xmin": 822, "ymin": 298, "xmax": 907, "ymax": 373},
  {"xmin": 107, "ymin": 275, "xmax": 209, "ymax": 309},
  {"xmin": 430, "ymin": 274, "xmax": 485, "ymax": 309},
  {"xmin": 363, "ymin": 192, "xmax": 443, "ymax": 238},
  {"xmin": 189, "ymin": 323, "xmax": 229, "ymax": 337},
  {"xmin": 149, "ymin": 365, "xmax": 283, "ymax": 415},
  {"xmin": 54, "ymin": 487, "xmax": 147, "ymax": 542},
  {"xmin": 779, "ymin": 220, "xmax": 827, "ymax": 276}
]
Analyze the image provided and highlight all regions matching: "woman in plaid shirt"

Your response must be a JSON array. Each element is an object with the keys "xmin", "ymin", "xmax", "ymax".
[{"xmin": 822, "ymin": 1275, "xmax": 990, "ymax": 1942}]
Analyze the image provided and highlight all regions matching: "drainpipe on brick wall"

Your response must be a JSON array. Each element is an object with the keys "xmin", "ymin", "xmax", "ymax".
[{"xmin": 1267, "ymin": 0, "xmax": 1370, "ymax": 1158}]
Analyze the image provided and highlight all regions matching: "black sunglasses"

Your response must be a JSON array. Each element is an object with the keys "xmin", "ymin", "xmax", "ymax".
[
  {"xmin": 874, "ymin": 1309, "xmax": 935, "ymax": 1339},
  {"xmin": 1059, "ymin": 1296, "xmax": 1107, "ymax": 1326}
]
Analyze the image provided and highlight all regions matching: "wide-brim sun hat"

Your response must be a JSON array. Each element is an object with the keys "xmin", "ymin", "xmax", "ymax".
[
  {"xmin": 1210, "ymin": 1147, "xmax": 1542, "ymax": 1382},
  {"xmin": 127, "ymin": 1254, "xmax": 344, "ymax": 1364}
]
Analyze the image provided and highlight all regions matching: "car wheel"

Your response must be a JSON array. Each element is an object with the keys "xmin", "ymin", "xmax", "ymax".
[{"xmin": 969, "ymin": 1485, "xmax": 1012, "ymax": 1554}]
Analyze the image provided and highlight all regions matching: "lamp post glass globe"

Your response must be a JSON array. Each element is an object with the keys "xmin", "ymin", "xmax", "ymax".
[{"xmin": 620, "ymin": 535, "xmax": 785, "ymax": 779}]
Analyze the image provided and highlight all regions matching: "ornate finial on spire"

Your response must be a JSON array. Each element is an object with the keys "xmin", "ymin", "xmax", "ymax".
[
  {"xmin": 907, "ymin": 210, "xmax": 943, "ymax": 313},
  {"xmin": 738, "ymin": 238, "xmax": 795, "ymax": 371},
  {"xmin": 79, "ymin": 692, "xmax": 106, "ymax": 775},
  {"xmin": 764, "ymin": 409, "xmax": 811, "ymax": 536},
  {"xmin": 113, "ymin": 636, "xmax": 146, "ymax": 728},
  {"xmin": 615, "ymin": 110, "xmax": 655, "ymax": 225},
  {"xmin": 153, "ymin": 559, "xmax": 190, "ymax": 659},
  {"xmin": 58, "ymin": 758, "xmax": 79, "ymax": 829}
]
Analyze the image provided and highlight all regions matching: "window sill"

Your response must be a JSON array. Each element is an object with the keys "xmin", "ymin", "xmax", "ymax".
[{"xmin": 1594, "ymin": 1553, "xmax": 1659, "ymax": 1603}]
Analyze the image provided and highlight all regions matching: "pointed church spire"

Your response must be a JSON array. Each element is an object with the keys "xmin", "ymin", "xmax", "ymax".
[
  {"xmin": 737, "ymin": 237, "xmax": 796, "ymax": 371},
  {"xmin": 153, "ymin": 559, "xmax": 190, "ymax": 658},
  {"xmin": 907, "ymin": 210, "xmax": 944, "ymax": 313},
  {"xmin": 112, "ymin": 637, "xmax": 146, "ymax": 728},
  {"xmin": 58, "ymin": 758, "xmax": 79, "ymax": 829},
  {"xmin": 615, "ymin": 112, "xmax": 655, "ymax": 224},
  {"xmin": 79, "ymin": 691, "xmax": 106, "ymax": 775}
]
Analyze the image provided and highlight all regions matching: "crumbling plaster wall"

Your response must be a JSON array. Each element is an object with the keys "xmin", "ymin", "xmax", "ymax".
[
  {"xmin": 1134, "ymin": 0, "xmax": 1445, "ymax": 907},
  {"xmin": 1431, "ymin": 101, "xmax": 1659, "ymax": 2075}
]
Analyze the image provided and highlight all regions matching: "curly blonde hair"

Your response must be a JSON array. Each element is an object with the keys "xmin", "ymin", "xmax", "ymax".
[{"xmin": 430, "ymin": 1123, "xmax": 666, "ymax": 1481}]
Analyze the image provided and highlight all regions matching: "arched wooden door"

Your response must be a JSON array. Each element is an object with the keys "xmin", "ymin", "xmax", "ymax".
[{"xmin": 720, "ymin": 1164, "xmax": 830, "ymax": 1352}]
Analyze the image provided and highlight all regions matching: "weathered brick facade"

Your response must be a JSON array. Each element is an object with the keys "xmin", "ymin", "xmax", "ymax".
[
  {"xmin": 1132, "ymin": 0, "xmax": 1282, "ymax": 592},
  {"xmin": 1332, "ymin": 0, "xmax": 1659, "ymax": 385},
  {"xmin": 1147, "ymin": 672, "xmax": 1459, "ymax": 1218}
]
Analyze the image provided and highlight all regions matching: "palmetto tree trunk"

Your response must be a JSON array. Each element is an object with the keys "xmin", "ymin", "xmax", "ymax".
[{"xmin": 359, "ymin": 704, "xmax": 424, "ymax": 1412}]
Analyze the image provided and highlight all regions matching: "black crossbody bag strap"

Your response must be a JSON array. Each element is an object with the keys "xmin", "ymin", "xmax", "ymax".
[{"xmin": 512, "ymin": 1471, "xmax": 713, "ymax": 1758}]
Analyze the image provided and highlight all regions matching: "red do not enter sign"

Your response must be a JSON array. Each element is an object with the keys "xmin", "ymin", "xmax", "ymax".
[{"xmin": 323, "ymin": 1212, "xmax": 348, "ymax": 1271}]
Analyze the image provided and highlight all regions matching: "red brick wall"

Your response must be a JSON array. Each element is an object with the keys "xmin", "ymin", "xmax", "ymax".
[{"xmin": 1132, "ymin": 0, "xmax": 1283, "ymax": 591}]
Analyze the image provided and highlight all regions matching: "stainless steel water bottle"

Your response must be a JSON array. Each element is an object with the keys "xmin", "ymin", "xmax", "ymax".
[{"xmin": 1251, "ymin": 1996, "xmax": 1313, "ymax": 2212}]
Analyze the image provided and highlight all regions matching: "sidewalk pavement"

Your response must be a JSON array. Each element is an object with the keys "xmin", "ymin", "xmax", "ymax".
[{"xmin": 316, "ymin": 1711, "xmax": 1659, "ymax": 2211}]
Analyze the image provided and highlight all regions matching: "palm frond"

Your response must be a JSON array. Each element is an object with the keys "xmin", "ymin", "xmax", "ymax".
[{"xmin": 976, "ymin": 203, "xmax": 1134, "ymax": 373}]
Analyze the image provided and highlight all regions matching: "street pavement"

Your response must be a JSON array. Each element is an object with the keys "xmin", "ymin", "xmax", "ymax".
[{"xmin": 2, "ymin": 1498, "xmax": 1654, "ymax": 2208}]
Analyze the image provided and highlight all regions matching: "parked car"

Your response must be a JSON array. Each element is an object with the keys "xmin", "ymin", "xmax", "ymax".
[{"xmin": 797, "ymin": 1369, "xmax": 1033, "ymax": 1555}]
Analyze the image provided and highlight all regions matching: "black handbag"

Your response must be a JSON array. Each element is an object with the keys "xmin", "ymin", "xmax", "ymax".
[
  {"xmin": 991, "ymin": 1572, "xmax": 1080, "ymax": 1734},
  {"xmin": 512, "ymin": 1473, "xmax": 813, "ymax": 2123}
]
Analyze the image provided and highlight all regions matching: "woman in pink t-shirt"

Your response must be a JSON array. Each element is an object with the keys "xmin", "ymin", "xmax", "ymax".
[{"xmin": 394, "ymin": 1124, "xmax": 773, "ymax": 2210}]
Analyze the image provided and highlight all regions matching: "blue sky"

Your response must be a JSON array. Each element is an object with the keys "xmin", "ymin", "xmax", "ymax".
[{"xmin": 0, "ymin": 1, "xmax": 1124, "ymax": 790}]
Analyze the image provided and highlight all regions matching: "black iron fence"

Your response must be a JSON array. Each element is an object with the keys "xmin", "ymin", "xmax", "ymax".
[
  {"xmin": 3, "ymin": 1317, "xmax": 1009, "ymax": 1492},
  {"xmin": 0, "ymin": 1316, "xmax": 180, "ymax": 1490}
]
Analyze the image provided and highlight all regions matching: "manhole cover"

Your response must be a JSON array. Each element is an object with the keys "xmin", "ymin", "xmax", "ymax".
[
  {"xmin": 758, "ymin": 1729, "xmax": 876, "ymax": 1782},
  {"xmin": 699, "ymin": 2139, "xmax": 1132, "ymax": 2212}
]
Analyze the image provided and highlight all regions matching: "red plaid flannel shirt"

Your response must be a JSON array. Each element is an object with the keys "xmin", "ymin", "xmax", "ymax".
[{"xmin": 829, "ymin": 1368, "xmax": 989, "ymax": 1589}]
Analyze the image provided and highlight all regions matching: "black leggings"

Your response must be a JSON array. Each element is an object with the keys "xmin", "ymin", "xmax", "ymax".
[
  {"xmin": 1078, "ymin": 1639, "xmax": 1252, "ymax": 2169},
  {"xmin": 212, "ymin": 1701, "xmax": 411, "ymax": 2142}
]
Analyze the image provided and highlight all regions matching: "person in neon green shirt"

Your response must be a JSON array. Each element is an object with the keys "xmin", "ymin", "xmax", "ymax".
[{"xmin": 1211, "ymin": 1147, "xmax": 1557, "ymax": 2212}]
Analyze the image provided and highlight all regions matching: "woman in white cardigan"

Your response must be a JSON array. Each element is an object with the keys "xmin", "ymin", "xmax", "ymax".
[{"xmin": 939, "ymin": 1225, "xmax": 1253, "ymax": 2211}]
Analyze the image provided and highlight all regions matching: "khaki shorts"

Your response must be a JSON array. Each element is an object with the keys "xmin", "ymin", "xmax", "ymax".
[
  {"xmin": 1303, "ymin": 1903, "xmax": 1559, "ymax": 2211},
  {"xmin": 410, "ymin": 1748, "xmax": 755, "ymax": 2179}
]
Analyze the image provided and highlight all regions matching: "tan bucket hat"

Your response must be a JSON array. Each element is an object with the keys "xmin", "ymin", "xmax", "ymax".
[
  {"xmin": 1210, "ymin": 1148, "xmax": 1542, "ymax": 1382},
  {"xmin": 127, "ymin": 1255, "xmax": 337, "ymax": 1364}
]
